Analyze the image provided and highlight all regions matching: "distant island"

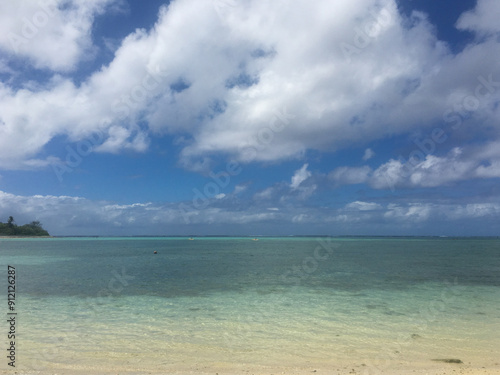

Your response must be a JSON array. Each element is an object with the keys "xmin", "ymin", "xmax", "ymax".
[{"xmin": 0, "ymin": 216, "xmax": 50, "ymax": 237}]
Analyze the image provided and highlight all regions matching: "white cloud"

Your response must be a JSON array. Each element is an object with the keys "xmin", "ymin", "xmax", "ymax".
[
  {"xmin": 449, "ymin": 203, "xmax": 500, "ymax": 219},
  {"xmin": 383, "ymin": 202, "xmax": 500, "ymax": 223},
  {"xmin": 362, "ymin": 148, "xmax": 375, "ymax": 161},
  {"xmin": 1, "ymin": 190, "xmax": 500, "ymax": 235},
  {"xmin": 384, "ymin": 203, "xmax": 433, "ymax": 222},
  {"xmin": 233, "ymin": 184, "xmax": 247, "ymax": 195},
  {"xmin": 345, "ymin": 201, "xmax": 382, "ymax": 211},
  {"xmin": 0, "ymin": 0, "xmax": 121, "ymax": 71},
  {"xmin": 476, "ymin": 160, "xmax": 500, "ymax": 178},
  {"xmin": 371, "ymin": 143, "xmax": 500, "ymax": 189},
  {"xmin": 290, "ymin": 163, "xmax": 311, "ymax": 190},
  {"xmin": 456, "ymin": 0, "xmax": 500, "ymax": 36},
  {"xmin": 329, "ymin": 166, "xmax": 371, "ymax": 185},
  {"xmin": 0, "ymin": 0, "xmax": 500, "ymax": 179},
  {"xmin": 292, "ymin": 213, "xmax": 310, "ymax": 223},
  {"xmin": 253, "ymin": 187, "xmax": 275, "ymax": 201},
  {"xmin": 329, "ymin": 140, "xmax": 500, "ymax": 190}
]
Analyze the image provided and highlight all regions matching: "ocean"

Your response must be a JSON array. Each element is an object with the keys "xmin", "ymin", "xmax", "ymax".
[{"xmin": 0, "ymin": 237, "xmax": 499, "ymax": 374}]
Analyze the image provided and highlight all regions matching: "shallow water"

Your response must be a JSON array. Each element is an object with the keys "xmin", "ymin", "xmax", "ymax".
[{"xmin": 1, "ymin": 237, "xmax": 499, "ymax": 372}]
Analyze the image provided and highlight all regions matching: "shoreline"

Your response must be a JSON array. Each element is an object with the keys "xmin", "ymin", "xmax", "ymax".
[{"xmin": 0, "ymin": 235, "xmax": 53, "ymax": 238}]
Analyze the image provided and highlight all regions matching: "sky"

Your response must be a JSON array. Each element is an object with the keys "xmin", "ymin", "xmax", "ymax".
[{"xmin": 0, "ymin": 0, "xmax": 499, "ymax": 236}]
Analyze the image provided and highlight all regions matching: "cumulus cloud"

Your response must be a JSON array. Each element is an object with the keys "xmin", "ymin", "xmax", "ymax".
[
  {"xmin": 0, "ymin": 0, "xmax": 499, "ymax": 212},
  {"xmin": 0, "ymin": 0, "xmax": 120, "ymax": 71},
  {"xmin": 377, "ymin": 142, "xmax": 500, "ymax": 188},
  {"xmin": 384, "ymin": 203, "xmax": 433, "ymax": 222},
  {"xmin": 329, "ymin": 140, "xmax": 500, "ymax": 190},
  {"xmin": 456, "ymin": 0, "xmax": 500, "ymax": 36},
  {"xmin": 0, "ymin": 0, "xmax": 498, "ymax": 174}
]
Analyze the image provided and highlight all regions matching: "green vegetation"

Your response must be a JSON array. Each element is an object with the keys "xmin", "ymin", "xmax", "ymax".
[{"xmin": 0, "ymin": 216, "xmax": 50, "ymax": 237}]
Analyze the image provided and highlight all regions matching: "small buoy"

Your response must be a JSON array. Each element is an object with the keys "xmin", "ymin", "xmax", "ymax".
[{"xmin": 153, "ymin": 251, "xmax": 157, "ymax": 254}]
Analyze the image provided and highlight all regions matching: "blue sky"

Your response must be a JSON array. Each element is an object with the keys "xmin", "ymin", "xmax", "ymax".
[{"xmin": 1, "ymin": 0, "xmax": 500, "ymax": 236}]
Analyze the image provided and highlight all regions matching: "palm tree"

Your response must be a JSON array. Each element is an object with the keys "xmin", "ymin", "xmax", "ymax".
[{"xmin": 29, "ymin": 221, "xmax": 42, "ymax": 228}]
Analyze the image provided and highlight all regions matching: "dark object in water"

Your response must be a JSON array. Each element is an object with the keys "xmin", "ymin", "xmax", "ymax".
[
  {"xmin": 153, "ymin": 251, "xmax": 157, "ymax": 254},
  {"xmin": 432, "ymin": 358, "xmax": 463, "ymax": 364}
]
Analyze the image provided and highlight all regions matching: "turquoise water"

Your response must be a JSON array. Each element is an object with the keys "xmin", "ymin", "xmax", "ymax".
[{"xmin": 0, "ymin": 237, "xmax": 499, "ymax": 373}]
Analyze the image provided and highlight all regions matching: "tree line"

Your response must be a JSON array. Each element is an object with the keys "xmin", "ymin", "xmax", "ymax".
[{"xmin": 0, "ymin": 216, "xmax": 50, "ymax": 236}]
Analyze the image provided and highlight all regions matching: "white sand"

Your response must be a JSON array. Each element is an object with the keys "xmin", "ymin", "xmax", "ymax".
[{"xmin": 1, "ymin": 362, "xmax": 499, "ymax": 375}]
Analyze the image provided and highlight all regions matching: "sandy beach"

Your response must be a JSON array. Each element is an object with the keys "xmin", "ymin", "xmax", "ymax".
[
  {"xmin": 1, "ymin": 365, "xmax": 500, "ymax": 375},
  {"xmin": 2, "ymin": 356, "xmax": 500, "ymax": 375}
]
